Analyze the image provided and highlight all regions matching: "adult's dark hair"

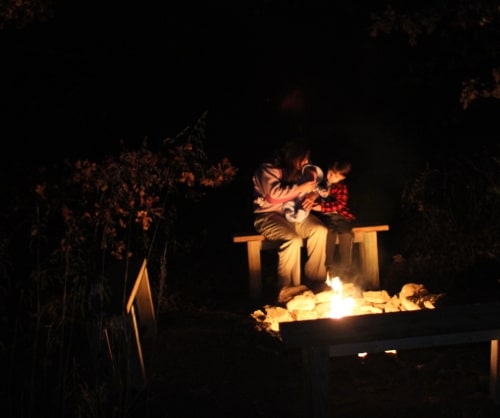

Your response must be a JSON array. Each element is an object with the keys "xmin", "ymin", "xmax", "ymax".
[{"xmin": 273, "ymin": 139, "xmax": 311, "ymax": 184}]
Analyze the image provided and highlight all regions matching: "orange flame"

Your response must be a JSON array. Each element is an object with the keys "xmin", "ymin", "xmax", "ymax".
[{"xmin": 326, "ymin": 275, "xmax": 355, "ymax": 319}]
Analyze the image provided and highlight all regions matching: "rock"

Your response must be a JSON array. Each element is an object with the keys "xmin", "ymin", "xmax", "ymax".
[{"xmin": 363, "ymin": 289, "xmax": 391, "ymax": 304}]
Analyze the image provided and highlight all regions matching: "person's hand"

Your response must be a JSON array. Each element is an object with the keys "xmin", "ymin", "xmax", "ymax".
[
  {"xmin": 297, "ymin": 180, "xmax": 317, "ymax": 194},
  {"xmin": 301, "ymin": 191, "xmax": 319, "ymax": 210}
]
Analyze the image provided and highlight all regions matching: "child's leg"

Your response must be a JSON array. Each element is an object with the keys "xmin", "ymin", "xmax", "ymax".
[
  {"xmin": 325, "ymin": 229, "xmax": 338, "ymax": 274},
  {"xmin": 338, "ymin": 231, "xmax": 353, "ymax": 270}
]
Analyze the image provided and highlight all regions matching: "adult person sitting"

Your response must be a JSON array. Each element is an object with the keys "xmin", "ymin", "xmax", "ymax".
[{"xmin": 252, "ymin": 139, "xmax": 328, "ymax": 303}]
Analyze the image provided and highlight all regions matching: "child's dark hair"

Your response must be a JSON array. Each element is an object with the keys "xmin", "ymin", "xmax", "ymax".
[{"xmin": 328, "ymin": 159, "xmax": 352, "ymax": 175}]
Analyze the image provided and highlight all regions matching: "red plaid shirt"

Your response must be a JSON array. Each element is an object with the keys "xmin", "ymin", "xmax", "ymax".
[{"xmin": 318, "ymin": 181, "xmax": 355, "ymax": 221}]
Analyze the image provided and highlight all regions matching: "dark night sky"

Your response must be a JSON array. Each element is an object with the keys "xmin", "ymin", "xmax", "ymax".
[
  {"xmin": 1, "ymin": 3, "xmax": 497, "ymax": 239},
  {"xmin": 2, "ymin": 4, "xmax": 405, "ymax": 161}
]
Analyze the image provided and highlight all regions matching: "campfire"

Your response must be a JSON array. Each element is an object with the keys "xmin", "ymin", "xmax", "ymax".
[{"xmin": 251, "ymin": 277, "xmax": 445, "ymax": 336}]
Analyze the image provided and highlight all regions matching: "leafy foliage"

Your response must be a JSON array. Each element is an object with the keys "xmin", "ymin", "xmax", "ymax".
[
  {"xmin": 398, "ymin": 147, "xmax": 500, "ymax": 290},
  {"xmin": 369, "ymin": 1, "xmax": 500, "ymax": 108},
  {"xmin": 0, "ymin": 0, "xmax": 54, "ymax": 29},
  {"xmin": 368, "ymin": 1, "xmax": 500, "ymax": 294},
  {"xmin": 2, "ymin": 112, "xmax": 238, "ymax": 417}
]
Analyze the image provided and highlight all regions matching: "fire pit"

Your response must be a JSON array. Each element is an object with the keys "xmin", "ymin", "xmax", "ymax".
[
  {"xmin": 251, "ymin": 278, "xmax": 445, "ymax": 335},
  {"xmin": 249, "ymin": 279, "xmax": 500, "ymax": 418}
]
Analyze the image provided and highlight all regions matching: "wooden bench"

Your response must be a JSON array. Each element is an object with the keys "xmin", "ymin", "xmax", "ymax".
[
  {"xmin": 279, "ymin": 302, "xmax": 500, "ymax": 418},
  {"xmin": 233, "ymin": 225, "xmax": 389, "ymax": 300}
]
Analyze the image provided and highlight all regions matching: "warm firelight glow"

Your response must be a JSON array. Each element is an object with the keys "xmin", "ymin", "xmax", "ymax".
[
  {"xmin": 326, "ymin": 275, "xmax": 398, "ymax": 357},
  {"xmin": 326, "ymin": 275, "xmax": 355, "ymax": 319}
]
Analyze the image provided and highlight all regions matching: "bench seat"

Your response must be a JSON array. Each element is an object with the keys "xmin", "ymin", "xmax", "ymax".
[{"xmin": 233, "ymin": 225, "xmax": 389, "ymax": 300}]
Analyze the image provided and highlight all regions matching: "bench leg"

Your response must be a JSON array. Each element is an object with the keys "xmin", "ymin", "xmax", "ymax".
[
  {"xmin": 491, "ymin": 339, "xmax": 500, "ymax": 403},
  {"xmin": 358, "ymin": 231, "xmax": 380, "ymax": 289},
  {"xmin": 247, "ymin": 241, "xmax": 263, "ymax": 300},
  {"xmin": 302, "ymin": 345, "xmax": 330, "ymax": 418}
]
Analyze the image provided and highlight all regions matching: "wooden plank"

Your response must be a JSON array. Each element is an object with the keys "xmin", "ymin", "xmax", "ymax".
[
  {"xmin": 233, "ymin": 225, "xmax": 390, "ymax": 244},
  {"xmin": 328, "ymin": 330, "xmax": 500, "ymax": 357},
  {"xmin": 352, "ymin": 224, "xmax": 390, "ymax": 234},
  {"xmin": 233, "ymin": 234, "xmax": 266, "ymax": 243},
  {"xmin": 126, "ymin": 258, "xmax": 157, "ymax": 338},
  {"xmin": 247, "ymin": 241, "xmax": 263, "ymax": 300},
  {"xmin": 122, "ymin": 258, "xmax": 158, "ymax": 390},
  {"xmin": 126, "ymin": 258, "xmax": 147, "ymax": 312},
  {"xmin": 279, "ymin": 302, "xmax": 500, "ymax": 348},
  {"xmin": 129, "ymin": 304, "xmax": 147, "ymax": 390},
  {"xmin": 358, "ymin": 230, "xmax": 380, "ymax": 289},
  {"xmin": 491, "ymin": 339, "xmax": 500, "ymax": 404}
]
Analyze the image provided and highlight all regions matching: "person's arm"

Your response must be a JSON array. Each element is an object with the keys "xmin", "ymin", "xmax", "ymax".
[
  {"xmin": 253, "ymin": 164, "xmax": 317, "ymax": 211},
  {"xmin": 254, "ymin": 165, "xmax": 299, "ymax": 203},
  {"xmin": 301, "ymin": 191, "xmax": 320, "ymax": 210},
  {"xmin": 319, "ymin": 183, "xmax": 349, "ymax": 213}
]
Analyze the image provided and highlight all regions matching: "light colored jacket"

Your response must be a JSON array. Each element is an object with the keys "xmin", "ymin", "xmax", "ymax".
[
  {"xmin": 252, "ymin": 163, "xmax": 301, "ymax": 215},
  {"xmin": 282, "ymin": 164, "xmax": 325, "ymax": 223}
]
